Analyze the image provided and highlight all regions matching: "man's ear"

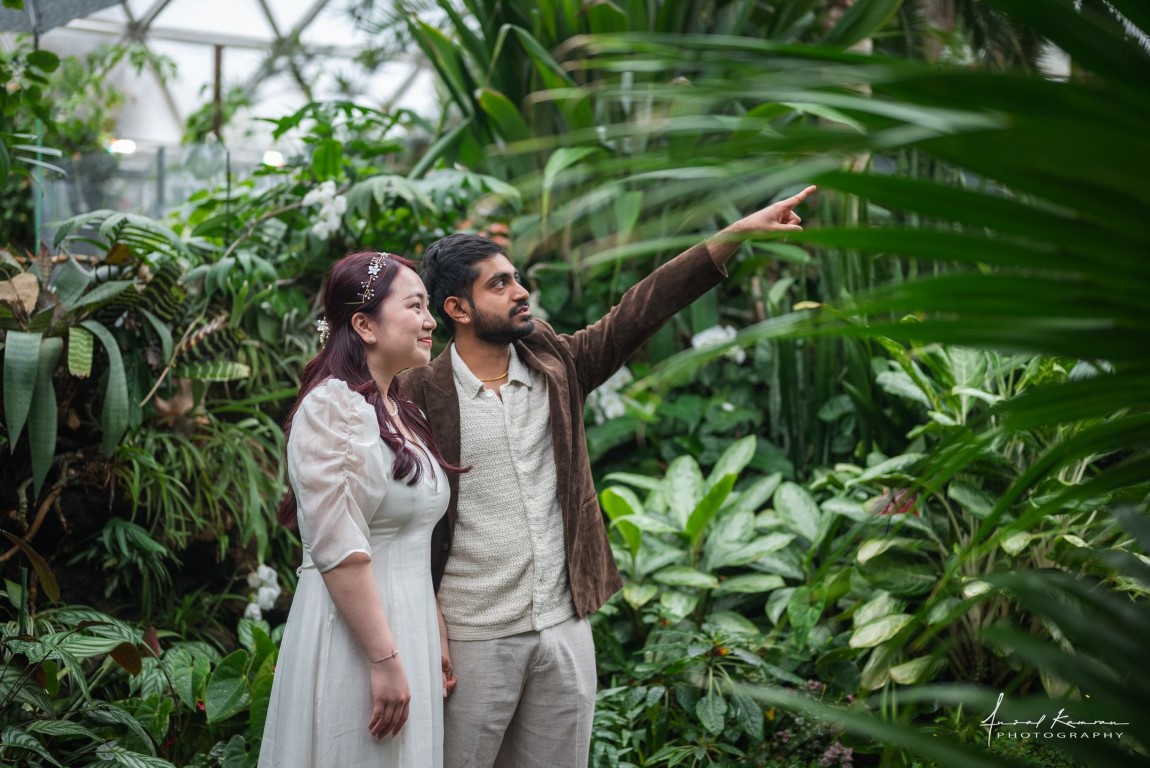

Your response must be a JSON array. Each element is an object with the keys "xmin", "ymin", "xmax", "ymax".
[{"xmin": 444, "ymin": 296, "xmax": 470, "ymax": 327}]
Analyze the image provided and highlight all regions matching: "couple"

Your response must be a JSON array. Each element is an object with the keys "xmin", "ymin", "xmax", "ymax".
[{"xmin": 258, "ymin": 186, "xmax": 815, "ymax": 768}]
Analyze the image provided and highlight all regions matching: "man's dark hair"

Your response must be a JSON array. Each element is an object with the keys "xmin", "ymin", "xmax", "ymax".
[{"xmin": 421, "ymin": 233, "xmax": 507, "ymax": 337}]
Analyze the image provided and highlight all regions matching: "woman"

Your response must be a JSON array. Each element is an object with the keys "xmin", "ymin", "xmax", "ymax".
[{"xmin": 259, "ymin": 251, "xmax": 460, "ymax": 768}]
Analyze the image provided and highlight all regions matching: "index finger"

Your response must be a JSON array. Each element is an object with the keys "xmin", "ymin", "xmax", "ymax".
[{"xmin": 784, "ymin": 185, "xmax": 817, "ymax": 207}]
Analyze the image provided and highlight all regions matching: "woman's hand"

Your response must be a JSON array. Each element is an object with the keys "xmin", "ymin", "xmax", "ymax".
[
  {"xmin": 369, "ymin": 657, "xmax": 411, "ymax": 738},
  {"xmin": 436, "ymin": 600, "xmax": 455, "ymax": 698},
  {"xmin": 442, "ymin": 655, "xmax": 457, "ymax": 698}
]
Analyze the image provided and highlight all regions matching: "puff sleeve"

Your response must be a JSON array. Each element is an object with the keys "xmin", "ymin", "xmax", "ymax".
[{"xmin": 287, "ymin": 378, "xmax": 390, "ymax": 572}]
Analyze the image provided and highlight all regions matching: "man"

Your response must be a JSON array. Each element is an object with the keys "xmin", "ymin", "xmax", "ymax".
[{"xmin": 399, "ymin": 186, "xmax": 816, "ymax": 767}]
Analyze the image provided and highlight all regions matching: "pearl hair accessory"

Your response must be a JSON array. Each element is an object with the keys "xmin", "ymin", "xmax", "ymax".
[{"xmin": 359, "ymin": 252, "xmax": 392, "ymax": 304}]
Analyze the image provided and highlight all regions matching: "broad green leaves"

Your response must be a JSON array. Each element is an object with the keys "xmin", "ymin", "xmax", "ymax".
[
  {"xmin": 3, "ymin": 330, "xmax": 40, "ymax": 446},
  {"xmin": 773, "ymin": 481, "xmax": 821, "ymax": 543},
  {"xmin": 1, "ymin": 331, "xmax": 63, "ymax": 493},
  {"xmin": 80, "ymin": 320, "xmax": 128, "ymax": 454},
  {"xmin": 849, "ymin": 613, "xmax": 914, "ymax": 649},
  {"xmin": 204, "ymin": 651, "xmax": 251, "ymax": 724}
]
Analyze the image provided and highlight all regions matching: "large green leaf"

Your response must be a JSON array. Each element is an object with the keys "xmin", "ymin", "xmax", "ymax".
[
  {"xmin": 685, "ymin": 473, "xmax": 737, "ymax": 544},
  {"xmin": 79, "ymin": 320, "xmax": 129, "ymax": 454},
  {"xmin": 204, "ymin": 650, "xmax": 251, "ymax": 723},
  {"xmin": 653, "ymin": 565, "xmax": 719, "ymax": 589},
  {"xmin": 849, "ymin": 613, "xmax": 914, "ymax": 649},
  {"xmin": 696, "ymin": 692, "xmax": 727, "ymax": 735},
  {"xmin": 773, "ymin": 481, "xmax": 821, "ymax": 543},
  {"xmin": 310, "ymin": 138, "xmax": 343, "ymax": 180},
  {"xmin": 601, "ymin": 485, "xmax": 643, "ymax": 558},
  {"xmin": 2, "ymin": 330, "xmax": 42, "ymax": 448},
  {"xmin": 29, "ymin": 336, "xmax": 62, "ymax": 494},
  {"xmin": 706, "ymin": 435, "xmax": 756, "ymax": 487},
  {"xmin": 165, "ymin": 647, "xmax": 211, "ymax": 711},
  {"xmin": 858, "ymin": 551, "xmax": 936, "ymax": 596},
  {"xmin": 804, "ymin": 177, "xmax": 1144, "ymax": 271},
  {"xmin": 664, "ymin": 454, "xmax": 704, "ymax": 528},
  {"xmin": 714, "ymin": 573, "xmax": 786, "ymax": 595},
  {"xmin": 991, "ymin": 0, "xmax": 1150, "ymax": 86}
]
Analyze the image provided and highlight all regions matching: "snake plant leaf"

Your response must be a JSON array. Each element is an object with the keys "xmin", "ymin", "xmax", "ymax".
[
  {"xmin": 67, "ymin": 325, "xmax": 94, "ymax": 378},
  {"xmin": 79, "ymin": 320, "xmax": 129, "ymax": 454},
  {"xmin": 29, "ymin": 336, "xmax": 62, "ymax": 494},
  {"xmin": 172, "ymin": 360, "xmax": 251, "ymax": 382},
  {"xmin": 2, "ymin": 330, "xmax": 42, "ymax": 449}
]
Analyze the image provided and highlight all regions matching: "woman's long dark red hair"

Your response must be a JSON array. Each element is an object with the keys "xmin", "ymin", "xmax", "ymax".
[{"xmin": 276, "ymin": 251, "xmax": 463, "ymax": 528}]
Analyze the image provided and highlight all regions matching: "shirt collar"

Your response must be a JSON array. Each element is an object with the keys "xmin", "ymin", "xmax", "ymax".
[
  {"xmin": 450, "ymin": 343, "xmax": 532, "ymax": 398},
  {"xmin": 507, "ymin": 345, "xmax": 532, "ymax": 388}
]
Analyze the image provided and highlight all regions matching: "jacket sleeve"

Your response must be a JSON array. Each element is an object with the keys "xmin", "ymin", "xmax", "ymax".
[{"xmin": 559, "ymin": 241, "xmax": 727, "ymax": 396}]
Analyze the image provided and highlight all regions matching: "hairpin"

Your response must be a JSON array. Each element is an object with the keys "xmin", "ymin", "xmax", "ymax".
[
  {"xmin": 359, "ymin": 252, "xmax": 391, "ymax": 304},
  {"xmin": 315, "ymin": 317, "xmax": 330, "ymax": 346}
]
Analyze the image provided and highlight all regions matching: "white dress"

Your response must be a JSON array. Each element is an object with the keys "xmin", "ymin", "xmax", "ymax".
[{"xmin": 259, "ymin": 378, "xmax": 448, "ymax": 768}]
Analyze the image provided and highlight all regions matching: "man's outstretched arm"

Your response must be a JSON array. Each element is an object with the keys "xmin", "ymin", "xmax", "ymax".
[{"xmin": 705, "ymin": 185, "xmax": 817, "ymax": 269}]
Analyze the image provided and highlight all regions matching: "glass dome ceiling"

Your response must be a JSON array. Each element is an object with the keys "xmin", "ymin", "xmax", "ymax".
[{"xmin": 2, "ymin": 0, "xmax": 436, "ymax": 153}]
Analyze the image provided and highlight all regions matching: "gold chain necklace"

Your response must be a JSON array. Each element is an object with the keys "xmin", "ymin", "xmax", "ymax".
[{"xmin": 477, "ymin": 370, "xmax": 509, "ymax": 383}]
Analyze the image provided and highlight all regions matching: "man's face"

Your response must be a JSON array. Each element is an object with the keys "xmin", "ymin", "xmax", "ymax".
[{"xmin": 464, "ymin": 254, "xmax": 534, "ymax": 344}]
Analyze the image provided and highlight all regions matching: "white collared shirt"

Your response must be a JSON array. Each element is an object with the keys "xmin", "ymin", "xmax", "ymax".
[{"xmin": 437, "ymin": 344, "xmax": 575, "ymax": 640}]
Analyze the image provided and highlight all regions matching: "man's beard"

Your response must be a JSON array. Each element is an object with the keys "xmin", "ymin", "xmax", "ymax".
[{"xmin": 470, "ymin": 301, "xmax": 534, "ymax": 345}]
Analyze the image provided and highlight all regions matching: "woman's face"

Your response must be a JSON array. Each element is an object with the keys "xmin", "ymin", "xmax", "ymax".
[{"xmin": 362, "ymin": 265, "xmax": 436, "ymax": 375}]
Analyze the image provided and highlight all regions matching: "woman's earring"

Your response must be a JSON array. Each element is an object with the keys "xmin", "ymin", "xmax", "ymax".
[{"xmin": 367, "ymin": 336, "xmax": 376, "ymax": 344}]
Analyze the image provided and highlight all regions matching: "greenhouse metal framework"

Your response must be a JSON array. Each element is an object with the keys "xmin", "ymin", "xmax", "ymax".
[{"xmin": 1, "ymin": 0, "xmax": 433, "ymax": 151}]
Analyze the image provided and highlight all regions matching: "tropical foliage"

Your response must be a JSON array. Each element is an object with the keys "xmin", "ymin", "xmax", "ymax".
[{"xmin": 2, "ymin": 0, "xmax": 1149, "ymax": 766}]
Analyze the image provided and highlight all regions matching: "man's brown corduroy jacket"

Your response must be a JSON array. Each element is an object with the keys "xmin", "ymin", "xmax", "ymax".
[{"xmin": 399, "ymin": 242, "xmax": 726, "ymax": 618}]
